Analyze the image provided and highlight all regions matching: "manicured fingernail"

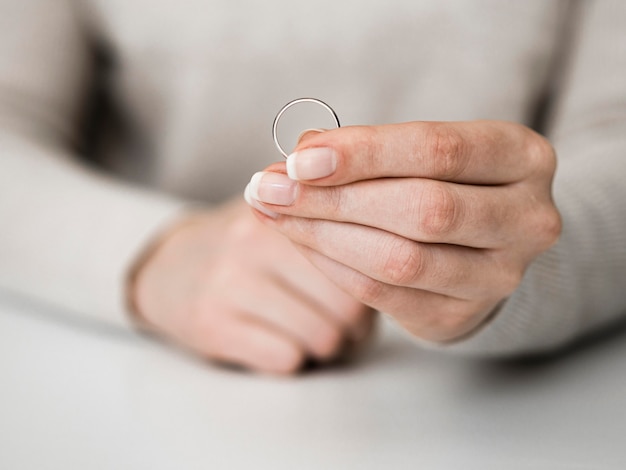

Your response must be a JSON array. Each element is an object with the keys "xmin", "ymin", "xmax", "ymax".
[
  {"xmin": 244, "ymin": 183, "xmax": 278, "ymax": 218},
  {"xmin": 286, "ymin": 147, "xmax": 337, "ymax": 181},
  {"xmin": 248, "ymin": 171, "xmax": 299, "ymax": 206}
]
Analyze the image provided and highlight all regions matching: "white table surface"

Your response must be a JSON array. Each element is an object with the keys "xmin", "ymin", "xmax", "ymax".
[{"xmin": 1, "ymin": 292, "xmax": 625, "ymax": 470}]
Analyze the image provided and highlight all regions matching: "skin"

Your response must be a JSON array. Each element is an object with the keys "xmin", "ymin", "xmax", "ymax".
[
  {"xmin": 132, "ymin": 199, "xmax": 375, "ymax": 375},
  {"xmin": 247, "ymin": 121, "xmax": 562, "ymax": 342}
]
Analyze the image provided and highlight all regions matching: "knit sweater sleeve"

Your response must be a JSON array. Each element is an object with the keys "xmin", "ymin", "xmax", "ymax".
[
  {"xmin": 0, "ymin": 0, "xmax": 185, "ymax": 328},
  {"xmin": 425, "ymin": 0, "xmax": 626, "ymax": 355}
]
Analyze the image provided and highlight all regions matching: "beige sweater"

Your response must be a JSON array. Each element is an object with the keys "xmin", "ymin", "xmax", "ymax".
[{"xmin": 1, "ymin": 0, "xmax": 625, "ymax": 355}]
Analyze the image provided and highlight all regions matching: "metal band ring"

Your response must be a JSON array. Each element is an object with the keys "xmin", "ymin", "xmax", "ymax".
[{"xmin": 272, "ymin": 98, "xmax": 340, "ymax": 158}]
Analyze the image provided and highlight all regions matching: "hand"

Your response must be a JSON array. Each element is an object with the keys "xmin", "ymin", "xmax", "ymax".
[
  {"xmin": 245, "ymin": 121, "xmax": 561, "ymax": 342},
  {"xmin": 131, "ymin": 199, "xmax": 374, "ymax": 374}
]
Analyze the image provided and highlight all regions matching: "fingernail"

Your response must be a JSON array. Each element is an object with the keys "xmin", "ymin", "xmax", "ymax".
[
  {"xmin": 248, "ymin": 171, "xmax": 298, "ymax": 206},
  {"xmin": 286, "ymin": 147, "xmax": 337, "ymax": 181},
  {"xmin": 296, "ymin": 128, "xmax": 325, "ymax": 143},
  {"xmin": 244, "ymin": 183, "xmax": 278, "ymax": 218}
]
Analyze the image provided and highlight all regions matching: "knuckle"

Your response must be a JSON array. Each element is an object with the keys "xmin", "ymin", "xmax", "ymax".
[
  {"xmin": 352, "ymin": 274, "xmax": 385, "ymax": 306},
  {"xmin": 338, "ymin": 300, "xmax": 369, "ymax": 326},
  {"xmin": 526, "ymin": 131, "xmax": 557, "ymax": 176},
  {"xmin": 424, "ymin": 123, "xmax": 467, "ymax": 179},
  {"xmin": 189, "ymin": 309, "xmax": 226, "ymax": 356},
  {"xmin": 311, "ymin": 326, "xmax": 344, "ymax": 359},
  {"xmin": 381, "ymin": 238, "xmax": 424, "ymax": 285},
  {"xmin": 435, "ymin": 301, "xmax": 503, "ymax": 341},
  {"xmin": 226, "ymin": 214, "xmax": 258, "ymax": 243},
  {"xmin": 437, "ymin": 308, "xmax": 474, "ymax": 339},
  {"xmin": 273, "ymin": 345, "xmax": 306, "ymax": 374},
  {"xmin": 537, "ymin": 207, "xmax": 562, "ymax": 250},
  {"xmin": 525, "ymin": 204, "xmax": 562, "ymax": 252},
  {"xmin": 281, "ymin": 348, "xmax": 306, "ymax": 373},
  {"xmin": 417, "ymin": 302, "xmax": 475, "ymax": 342},
  {"xmin": 418, "ymin": 183, "xmax": 461, "ymax": 238},
  {"xmin": 322, "ymin": 185, "xmax": 345, "ymax": 219}
]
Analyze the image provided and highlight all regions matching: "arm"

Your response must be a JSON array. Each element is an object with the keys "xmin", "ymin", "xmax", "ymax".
[
  {"xmin": 0, "ymin": 0, "xmax": 374, "ymax": 373},
  {"xmin": 0, "ymin": 0, "xmax": 183, "ymax": 327}
]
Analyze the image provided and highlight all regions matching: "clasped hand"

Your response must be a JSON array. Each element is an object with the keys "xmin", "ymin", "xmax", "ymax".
[
  {"xmin": 132, "ymin": 200, "xmax": 374, "ymax": 374},
  {"xmin": 246, "ymin": 121, "xmax": 561, "ymax": 342}
]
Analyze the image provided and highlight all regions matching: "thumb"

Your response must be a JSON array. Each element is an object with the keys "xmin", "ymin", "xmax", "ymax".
[{"xmin": 296, "ymin": 128, "xmax": 327, "ymax": 146}]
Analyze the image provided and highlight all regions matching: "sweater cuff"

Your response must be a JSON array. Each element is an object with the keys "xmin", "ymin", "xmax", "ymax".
[
  {"xmin": 0, "ymin": 133, "xmax": 189, "ymax": 330},
  {"xmin": 86, "ymin": 191, "xmax": 188, "ymax": 330}
]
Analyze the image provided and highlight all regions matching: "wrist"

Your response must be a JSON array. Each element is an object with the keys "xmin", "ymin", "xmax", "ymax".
[{"xmin": 125, "ymin": 211, "xmax": 204, "ymax": 328}]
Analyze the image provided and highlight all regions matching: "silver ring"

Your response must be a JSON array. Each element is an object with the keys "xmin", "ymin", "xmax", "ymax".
[{"xmin": 272, "ymin": 98, "xmax": 340, "ymax": 158}]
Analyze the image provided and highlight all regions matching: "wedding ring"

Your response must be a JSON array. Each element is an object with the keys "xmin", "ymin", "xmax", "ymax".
[{"xmin": 272, "ymin": 98, "xmax": 340, "ymax": 158}]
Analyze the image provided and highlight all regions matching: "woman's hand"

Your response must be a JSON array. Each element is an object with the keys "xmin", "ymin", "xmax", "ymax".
[
  {"xmin": 245, "ymin": 121, "xmax": 561, "ymax": 343},
  {"xmin": 131, "ymin": 199, "xmax": 374, "ymax": 374}
]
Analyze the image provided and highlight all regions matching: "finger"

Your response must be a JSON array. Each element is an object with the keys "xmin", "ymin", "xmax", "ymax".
[
  {"xmin": 189, "ymin": 313, "xmax": 306, "ymax": 375},
  {"xmin": 248, "ymin": 172, "xmax": 531, "ymax": 248},
  {"xmin": 297, "ymin": 128, "xmax": 326, "ymax": 143},
  {"xmin": 292, "ymin": 244, "xmax": 489, "ymax": 343},
  {"xmin": 268, "ymin": 216, "xmax": 521, "ymax": 301},
  {"xmin": 267, "ymin": 244, "xmax": 373, "ymax": 340},
  {"xmin": 285, "ymin": 120, "xmax": 551, "ymax": 185},
  {"xmin": 231, "ymin": 274, "xmax": 346, "ymax": 361}
]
